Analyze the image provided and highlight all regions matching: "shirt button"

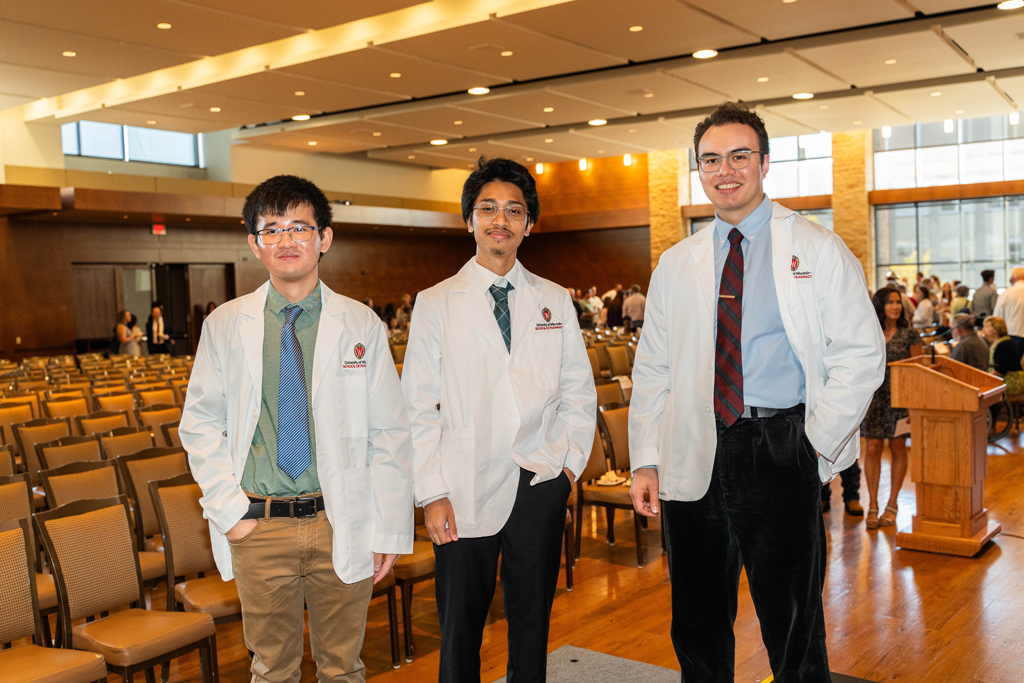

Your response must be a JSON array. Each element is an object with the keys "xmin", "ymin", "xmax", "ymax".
[
  {"xmin": 511, "ymin": 409, "xmax": 518, "ymax": 416},
  {"xmin": 252, "ymin": 409, "xmax": 258, "ymax": 417},
  {"xmin": 509, "ymin": 364, "xmax": 516, "ymax": 372},
  {"xmin": 706, "ymin": 405, "xmax": 711, "ymax": 412},
  {"xmin": 708, "ymin": 362, "xmax": 713, "ymax": 370}
]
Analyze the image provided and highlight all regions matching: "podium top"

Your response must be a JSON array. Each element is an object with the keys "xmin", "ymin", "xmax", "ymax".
[{"xmin": 890, "ymin": 355, "xmax": 1005, "ymax": 412}]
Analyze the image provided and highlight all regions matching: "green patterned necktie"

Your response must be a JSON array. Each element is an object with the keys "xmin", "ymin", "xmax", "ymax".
[{"xmin": 489, "ymin": 282, "xmax": 514, "ymax": 352}]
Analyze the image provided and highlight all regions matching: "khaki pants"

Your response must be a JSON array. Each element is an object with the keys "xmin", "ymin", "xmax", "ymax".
[{"xmin": 229, "ymin": 510, "xmax": 373, "ymax": 683}]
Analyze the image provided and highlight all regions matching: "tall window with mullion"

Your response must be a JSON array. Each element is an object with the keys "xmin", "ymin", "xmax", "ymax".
[{"xmin": 61, "ymin": 121, "xmax": 199, "ymax": 167}]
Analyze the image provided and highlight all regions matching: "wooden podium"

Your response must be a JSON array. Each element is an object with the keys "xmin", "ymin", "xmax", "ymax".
[{"xmin": 889, "ymin": 355, "xmax": 1003, "ymax": 556}]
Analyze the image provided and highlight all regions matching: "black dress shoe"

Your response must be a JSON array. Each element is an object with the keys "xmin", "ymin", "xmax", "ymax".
[
  {"xmin": 821, "ymin": 497, "xmax": 831, "ymax": 513},
  {"xmin": 845, "ymin": 500, "xmax": 864, "ymax": 516}
]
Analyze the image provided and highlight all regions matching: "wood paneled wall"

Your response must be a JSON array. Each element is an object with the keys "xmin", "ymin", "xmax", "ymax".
[
  {"xmin": 517, "ymin": 227, "xmax": 651, "ymax": 295},
  {"xmin": 534, "ymin": 155, "xmax": 649, "ymax": 217}
]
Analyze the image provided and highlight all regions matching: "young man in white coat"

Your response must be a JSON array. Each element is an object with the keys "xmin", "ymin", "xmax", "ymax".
[
  {"xmin": 179, "ymin": 175, "xmax": 414, "ymax": 683},
  {"xmin": 628, "ymin": 104, "xmax": 885, "ymax": 682},
  {"xmin": 402, "ymin": 157, "xmax": 597, "ymax": 682}
]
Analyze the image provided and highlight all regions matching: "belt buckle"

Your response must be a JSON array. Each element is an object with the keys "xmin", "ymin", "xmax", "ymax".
[{"xmin": 290, "ymin": 497, "xmax": 318, "ymax": 518}]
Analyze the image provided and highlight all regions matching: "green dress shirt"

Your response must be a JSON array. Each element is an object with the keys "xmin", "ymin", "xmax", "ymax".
[{"xmin": 241, "ymin": 283, "xmax": 321, "ymax": 496}]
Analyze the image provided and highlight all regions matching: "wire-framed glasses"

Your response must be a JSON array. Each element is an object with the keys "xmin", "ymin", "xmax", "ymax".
[
  {"xmin": 697, "ymin": 150, "xmax": 764, "ymax": 173},
  {"xmin": 473, "ymin": 205, "xmax": 528, "ymax": 222},
  {"xmin": 256, "ymin": 225, "xmax": 321, "ymax": 245}
]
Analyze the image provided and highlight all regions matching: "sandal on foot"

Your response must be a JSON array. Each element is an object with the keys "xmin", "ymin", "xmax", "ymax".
[
  {"xmin": 879, "ymin": 505, "xmax": 898, "ymax": 527},
  {"xmin": 866, "ymin": 507, "xmax": 880, "ymax": 530}
]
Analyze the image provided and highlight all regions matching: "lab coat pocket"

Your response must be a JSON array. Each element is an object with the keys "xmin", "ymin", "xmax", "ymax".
[
  {"xmin": 335, "ymin": 373, "xmax": 370, "ymax": 439},
  {"xmin": 439, "ymin": 427, "xmax": 476, "ymax": 525},
  {"xmin": 342, "ymin": 465, "xmax": 375, "ymax": 578}
]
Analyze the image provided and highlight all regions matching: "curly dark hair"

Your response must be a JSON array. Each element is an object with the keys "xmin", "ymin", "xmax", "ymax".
[
  {"xmin": 693, "ymin": 102, "xmax": 771, "ymax": 158},
  {"xmin": 242, "ymin": 175, "xmax": 332, "ymax": 236},
  {"xmin": 461, "ymin": 157, "xmax": 540, "ymax": 225},
  {"xmin": 872, "ymin": 287, "xmax": 907, "ymax": 329}
]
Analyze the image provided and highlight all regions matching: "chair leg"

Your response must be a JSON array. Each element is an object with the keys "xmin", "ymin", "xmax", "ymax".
[
  {"xmin": 160, "ymin": 659, "xmax": 170, "ymax": 683},
  {"xmin": 40, "ymin": 611, "xmax": 52, "ymax": 647},
  {"xmin": 386, "ymin": 588, "xmax": 401, "ymax": 669},
  {"xmin": 564, "ymin": 524, "xmax": 574, "ymax": 591},
  {"xmin": 145, "ymin": 667, "xmax": 157, "ymax": 683},
  {"xmin": 400, "ymin": 581, "xmax": 415, "ymax": 663},
  {"xmin": 606, "ymin": 507, "xmax": 616, "ymax": 545},
  {"xmin": 633, "ymin": 511, "xmax": 644, "ymax": 568}
]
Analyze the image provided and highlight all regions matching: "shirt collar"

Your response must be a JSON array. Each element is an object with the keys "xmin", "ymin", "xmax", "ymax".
[
  {"xmin": 714, "ymin": 194, "xmax": 773, "ymax": 246},
  {"xmin": 472, "ymin": 258, "xmax": 522, "ymax": 293},
  {"xmin": 267, "ymin": 281, "xmax": 322, "ymax": 317}
]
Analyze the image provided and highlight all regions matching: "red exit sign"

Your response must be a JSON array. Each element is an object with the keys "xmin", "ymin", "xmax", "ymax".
[{"xmin": 152, "ymin": 224, "xmax": 166, "ymax": 235}]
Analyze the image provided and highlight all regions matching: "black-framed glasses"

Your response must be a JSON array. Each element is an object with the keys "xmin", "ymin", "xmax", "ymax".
[
  {"xmin": 256, "ymin": 225, "xmax": 322, "ymax": 245},
  {"xmin": 697, "ymin": 150, "xmax": 764, "ymax": 173},
  {"xmin": 473, "ymin": 205, "xmax": 528, "ymax": 223}
]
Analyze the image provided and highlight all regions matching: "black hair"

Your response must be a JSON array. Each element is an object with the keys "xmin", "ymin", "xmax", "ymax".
[
  {"xmin": 916, "ymin": 283, "xmax": 930, "ymax": 299},
  {"xmin": 461, "ymin": 157, "xmax": 540, "ymax": 226},
  {"xmin": 242, "ymin": 175, "xmax": 332, "ymax": 236},
  {"xmin": 873, "ymin": 287, "xmax": 907, "ymax": 329},
  {"xmin": 693, "ymin": 102, "xmax": 770, "ymax": 159},
  {"xmin": 981, "ymin": 269, "xmax": 995, "ymax": 283}
]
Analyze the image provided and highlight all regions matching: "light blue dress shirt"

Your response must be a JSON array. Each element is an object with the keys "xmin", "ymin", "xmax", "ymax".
[{"xmin": 713, "ymin": 195, "xmax": 805, "ymax": 408}]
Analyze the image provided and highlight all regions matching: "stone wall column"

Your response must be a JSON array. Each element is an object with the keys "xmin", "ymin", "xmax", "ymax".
[
  {"xmin": 648, "ymin": 149, "xmax": 687, "ymax": 272},
  {"xmin": 831, "ymin": 130, "xmax": 875, "ymax": 289}
]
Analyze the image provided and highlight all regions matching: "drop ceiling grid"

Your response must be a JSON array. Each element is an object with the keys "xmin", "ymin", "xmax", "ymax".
[
  {"xmin": 195, "ymin": 72, "xmax": 404, "ymax": 117},
  {"xmin": 665, "ymin": 51, "xmax": 849, "ymax": 102},
  {"xmin": 457, "ymin": 89, "xmax": 635, "ymax": 127},
  {"xmin": 244, "ymin": 133, "xmax": 376, "ymax": 155},
  {"xmin": 684, "ymin": 0, "xmax": 912, "ymax": 41},
  {"xmin": 874, "ymin": 81, "xmax": 1014, "ymax": 124},
  {"xmin": 290, "ymin": 119, "xmax": 446, "ymax": 147},
  {"xmin": 369, "ymin": 105, "xmax": 543, "ymax": 138},
  {"xmin": 767, "ymin": 95, "xmax": 914, "ymax": 133},
  {"xmin": 489, "ymin": 129, "xmax": 637, "ymax": 160},
  {"xmin": 943, "ymin": 13, "xmax": 1024, "ymax": 72},
  {"xmin": 118, "ymin": 90, "xmax": 311, "ymax": 129},
  {"xmin": 548, "ymin": 71, "xmax": 727, "ymax": 117}
]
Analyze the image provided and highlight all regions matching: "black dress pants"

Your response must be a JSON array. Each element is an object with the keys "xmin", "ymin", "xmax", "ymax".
[
  {"xmin": 433, "ymin": 467, "xmax": 571, "ymax": 683},
  {"xmin": 822, "ymin": 460, "xmax": 861, "ymax": 504},
  {"xmin": 662, "ymin": 407, "xmax": 830, "ymax": 683}
]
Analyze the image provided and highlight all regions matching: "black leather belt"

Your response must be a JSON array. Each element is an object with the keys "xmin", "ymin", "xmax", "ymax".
[{"xmin": 242, "ymin": 495, "xmax": 324, "ymax": 519}]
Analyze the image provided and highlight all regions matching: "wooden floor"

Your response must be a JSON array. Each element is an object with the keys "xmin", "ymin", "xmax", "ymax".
[{"xmin": 124, "ymin": 435, "xmax": 1024, "ymax": 682}]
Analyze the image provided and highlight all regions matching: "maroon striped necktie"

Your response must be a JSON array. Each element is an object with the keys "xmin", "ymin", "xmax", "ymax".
[{"xmin": 714, "ymin": 228, "xmax": 745, "ymax": 426}]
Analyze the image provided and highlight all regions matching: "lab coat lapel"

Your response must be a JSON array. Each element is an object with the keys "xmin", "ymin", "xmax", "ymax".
[
  {"xmin": 312, "ymin": 282, "xmax": 345, "ymax": 401},
  {"xmin": 509, "ymin": 268, "xmax": 543, "ymax": 358},
  {"xmin": 453, "ymin": 260, "xmax": 508, "ymax": 353},
  {"xmin": 238, "ymin": 281, "xmax": 270, "ymax": 402},
  {"xmin": 688, "ymin": 227, "xmax": 717, "ymax": 324}
]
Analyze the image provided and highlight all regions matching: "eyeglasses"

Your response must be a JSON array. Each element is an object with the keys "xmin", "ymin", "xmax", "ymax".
[
  {"xmin": 697, "ymin": 150, "xmax": 764, "ymax": 173},
  {"xmin": 256, "ymin": 225, "xmax": 321, "ymax": 245},
  {"xmin": 473, "ymin": 205, "xmax": 528, "ymax": 222}
]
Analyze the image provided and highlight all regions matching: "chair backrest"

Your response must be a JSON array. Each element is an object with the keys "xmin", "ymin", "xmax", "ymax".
[
  {"xmin": 100, "ymin": 426, "xmax": 156, "ymax": 459},
  {"xmin": 607, "ymin": 345, "xmax": 631, "ymax": 377},
  {"xmin": 0, "ymin": 474, "xmax": 32, "ymax": 524},
  {"xmin": 1, "ymin": 393, "xmax": 40, "ymax": 420},
  {"xmin": 592, "ymin": 342, "xmax": 611, "ymax": 371},
  {"xmin": 45, "ymin": 388, "xmax": 87, "ymax": 402},
  {"xmin": 95, "ymin": 392, "xmax": 138, "ymax": 426},
  {"xmin": 598, "ymin": 402, "xmax": 631, "ymax": 472},
  {"xmin": 580, "ymin": 427, "xmax": 609, "ymax": 484},
  {"xmin": 0, "ymin": 444, "xmax": 15, "ymax": 476},
  {"xmin": 137, "ymin": 405, "xmax": 183, "ymax": 448},
  {"xmin": 36, "ymin": 435, "xmax": 102, "ymax": 470},
  {"xmin": 76, "ymin": 410, "xmax": 130, "ymax": 437},
  {"xmin": 586, "ymin": 347, "xmax": 601, "ymax": 380},
  {"xmin": 34, "ymin": 496, "xmax": 144, "ymax": 634},
  {"xmin": 150, "ymin": 472, "xmax": 216, "ymax": 580},
  {"xmin": 42, "ymin": 397, "xmax": 90, "ymax": 435},
  {"xmin": 131, "ymin": 380, "xmax": 167, "ymax": 392},
  {"xmin": 116, "ymin": 448, "xmax": 189, "ymax": 547},
  {"xmin": 15, "ymin": 379, "xmax": 48, "ymax": 392},
  {"xmin": 162, "ymin": 421, "xmax": 181, "ymax": 448},
  {"xmin": 391, "ymin": 344, "xmax": 408, "ymax": 365},
  {"xmin": 595, "ymin": 381, "xmax": 624, "ymax": 408},
  {"xmin": 0, "ymin": 403, "xmax": 34, "ymax": 456},
  {"xmin": 136, "ymin": 387, "xmax": 176, "ymax": 407},
  {"xmin": 39, "ymin": 460, "xmax": 120, "ymax": 508},
  {"xmin": 0, "ymin": 519, "xmax": 42, "ymax": 645},
  {"xmin": 13, "ymin": 418, "xmax": 71, "ymax": 486}
]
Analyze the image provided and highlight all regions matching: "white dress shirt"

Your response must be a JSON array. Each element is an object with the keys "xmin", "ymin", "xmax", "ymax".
[{"xmin": 993, "ymin": 280, "xmax": 1024, "ymax": 337}]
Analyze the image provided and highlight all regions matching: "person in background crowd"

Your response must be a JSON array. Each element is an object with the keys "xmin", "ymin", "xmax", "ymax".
[
  {"xmin": 972, "ymin": 269, "xmax": 999, "ymax": 319},
  {"xmin": 893, "ymin": 282, "xmax": 915, "ymax": 326},
  {"xmin": 601, "ymin": 283, "xmax": 622, "ymax": 301},
  {"xmin": 993, "ymin": 268, "xmax": 1024, "ymax": 356},
  {"xmin": 912, "ymin": 284, "xmax": 934, "ymax": 329},
  {"xmin": 949, "ymin": 312, "xmax": 989, "ymax": 372},
  {"xmin": 586, "ymin": 286, "xmax": 603, "ymax": 313},
  {"xmin": 950, "ymin": 285, "xmax": 970, "ymax": 317},
  {"xmin": 982, "ymin": 316, "xmax": 1024, "ymax": 395},
  {"xmin": 387, "ymin": 316, "xmax": 401, "ymax": 339},
  {"xmin": 204, "ymin": 301, "xmax": 217, "ymax": 320},
  {"xmin": 578, "ymin": 289, "xmax": 597, "ymax": 329},
  {"xmin": 622, "ymin": 284, "xmax": 646, "ymax": 329},
  {"xmin": 146, "ymin": 302, "xmax": 175, "ymax": 354},
  {"xmin": 941, "ymin": 282, "xmax": 953, "ymax": 306},
  {"xmin": 569, "ymin": 288, "xmax": 584, "ymax": 320},
  {"xmin": 115, "ymin": 309, "xmax": 143, "ymax": 357},
  {"xmin": 603, "ymin": 289, "xmax": 624, "ymax": 328},
  {"xmin": 395, "ymin": 293, "xmax": 413, "ymax": 329},
  {"xmin": 860, "ymin": 287, "xmax": 917, "ymax": 529}
]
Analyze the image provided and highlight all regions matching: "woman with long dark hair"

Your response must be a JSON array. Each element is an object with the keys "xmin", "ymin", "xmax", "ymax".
[{"xmin": 861, "ymin": 288, "xmax": 918, "ymax": 529}]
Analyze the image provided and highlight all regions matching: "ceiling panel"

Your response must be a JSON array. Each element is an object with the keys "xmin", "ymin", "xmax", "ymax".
[
  {"xmin": 0, "ymin": 1, "xmax": 299, "ymax": 58},
  {"xmin": 874, "ymin": 81, "xmax": 1013, "ymax": 124},
  {"xmin": 767, "ymin": 95, "xmax": 914, "ymax": 133},
  {"xmin": 368, "ymin": 146, "xmax": 484, "ymax": 170},
  {"xmin": 501, "ymin": 0, "xmax": 755, "ymax": 63},
  {"xmin": 686, "ymin": 0, "xmax": 911, "ymax": 41},
  {"xmin": 196, "ymin": 72, "xmax": 402, "ymax": 117},
  {"xmin": 794, "ymin": 31, "xmax": 975, "ymax": 89},
  {"xmin": 490, "ymin": 130, "xmax": 636, "ymax": 161},
  {"xmin": 944, "ymin": 13, "xmax": 1024, "ymax": 72},
  {"xmin": 993, "ymin": 76, "xmax": 1024, "ymax": 113},
  {"xmin": 550, "ymin": 72, "xmax": 726, "ymax": 116},
  {"xmin": 117, "ymin": 90, "xmax": 311, "ymax": 129},
  {"xmin": 291, "ymin": 119, "xmax": 440, "ymax": 148},
  {"xmin": 666, "ymin": 52, "xmax": 849, "ymax": 101},
  {"xmin": 195, "ymin": 0, "xmax": 426, "ymax": 32},
  {"xmin": 0, "ymin": 63, "xmax": 106, "ymax": 99},
  {"xmin": 912, "ymin": 0, "xmax": 993, "ymax": 13},
  {"xmin": 243, "ymin": 133, "xmax": 378, "ymax": 155},
  {"xmin": 458, "ymin": 89, "xmax": 634, "ymax": 127},
  {"xmin": 755, "ymin": 109, "xmax": 819, "ymax": 138},
  {"xmin": 369, "ymin": 105, "xmax": 541, "ymax": 138},
  {"xmin": 280, "ymin": 47, "xmax": 505, "ymax": 99},
  {"xmin": 0, "ymin": 94, "xmax": 33, "ymax": 110},
  {"xmin": 64, "ymin": 108, "xmax": 221, "ymax": 135},
  {"xmin": 571, "ymin": 118, "xmax": 703, "ymax": 151},
  {"xmin": 0, "ymin": 20, "xmax": 192, "ymax": 79},
  {"xmin": 382, "ymin": 18, "xmax": 623, "ymax": 82}
]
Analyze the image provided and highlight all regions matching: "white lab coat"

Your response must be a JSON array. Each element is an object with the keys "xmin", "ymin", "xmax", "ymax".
[
  {"xmin": 402, "ymin": 259, "xmax": 597, "ymax": 538},
  {"xmin": 628, "ymin": 203, "xmax": 885, "ymax": 499},
  {"xmin": 179, "ymin": 280, "xmax": 414, "ymax": 583}
]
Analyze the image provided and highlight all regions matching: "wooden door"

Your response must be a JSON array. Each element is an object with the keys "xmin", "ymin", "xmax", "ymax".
[
  {"xmin": 187, "ymin": 264, "xmax": 235, "ymax": 353},
  {"xmin": 71, "ymin": 265, "xmax": 118, "ymax": 341}
]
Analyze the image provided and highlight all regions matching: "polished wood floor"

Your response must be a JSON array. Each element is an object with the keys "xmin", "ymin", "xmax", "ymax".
[{"xmin": 118, "ymin": 435, "xmax": 1024, "ymax": 682}]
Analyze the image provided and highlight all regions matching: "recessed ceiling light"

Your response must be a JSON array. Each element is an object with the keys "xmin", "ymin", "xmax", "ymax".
[
  {"xmin": 430, "ymin": 139, "xmax": 448, "ymax": 146},
  {"xmin": 644, "ymin": 93, "xmax": 654, "ymax": 98},
  {"xmin": 543, "ymin": 107, "xmax": 554, "ymax": 112},
  {"xmin": 292, "ymin": 114, "xmax": 310, "ymax": 121},
  {"xmin": 628, "ymin": 128, "xmax": 637, "ymax": 133},
  {"xmin": 853, "ymin": 120, "xmax": 863, "ymax": 125},
  {"xmin": 526, "ymin": 157, "xmax": 534, "ymax": 161},
  {"xmin": 157, "ymin": 22, "xmax": 172, "ymax": 29},
  {"xmin": 884, "ymin": 59, "xmax": 897, "ymax": 65},
  {"xmin": 308, "ymin": 141, "xmax": 317, "ymax": 146},
  {"xmin": 579, "ymin": 158, "xmax": 587, "ymax": 171},
  {"xmin": 390, "ymin": 72, "xmax": 402, "ymax": 78},
  {"xmin": 955, "ymin": 109, "xmax": 965, "ymax": 114},
  {"xmin": 453, "ymin": 120, "xmax": 463, "ymax": 125},
  {"xmin": 500, "ymin": 50, "xmax": 513, "ymax": 57},
  {"xmin": 783, "ymin": 0, "xmax": 797, "ymax": 3},
  {"xmin": 544, "ymin": 138, "xmax": 554, "ymax": 143},
  {"xmin": 372, "ymin": 131, "xmax": 382, "ymax": 136},
  {"xmin": 998, "ymin": 0, "xmax": 1024, "ymax": 9},
  {"xmin": 62, "ymin": 51, "xmax": 76, "ymax": 57},
  {"xmin": 146, "ymin": 120, "xmax": 156, "ymax": 125},
  {"xmin": 757, "ymin": 77, "xmax": 769, "ymax": 82},
  {"xmin": 209, "ymin": 107, "xmax": 221, "ymax": 112},
  {"xmin": 792, "ymin": 93, "xmax": 814, "ymax": 99},
  {"xmin": 629, "ymin": 25, "xmax": 643, "ymax": 32},
  {"xmin": 294, "ymin": 91, "xmax": 305, "ymax": 96},
  {"xmin": 693, "ymin": 49, "xmax": 718, "ymax": 59},
  {"xmin": 819, "ymin": 105, "xmax": 829, "ymax": 109},
  {"xmin": 468, "ymin": 87, "xmax": 490, "ymax": 95},
  {"xmin": 535, "ymin": 163, "xmax": 544, "ymax": 174},
  {"xmin": 408, "ymin": 155, "xmax": 416, "ymax": 159},
  {"xmin": 598, "ymin": 149, "xmax": 605, "ymax": 154},
  {"xmin": 469, "ymin": 147, "xmax": 477, "ymax": 152},
  {"xmin": 589, "ymin": 119, "xmax": 607, "ymax": 126},
  {"xmin": 931, "ymin": 91, "xmax": 942, "ymax": 97}
]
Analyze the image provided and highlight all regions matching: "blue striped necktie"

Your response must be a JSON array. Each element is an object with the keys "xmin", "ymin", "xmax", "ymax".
[
  {"xmin": 490, "ymin": 282, "xmax": 514, "ymax": 352},
  {"xmin": 277, "ymin": 305, "xmax": 311, "ymax": 480}
]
